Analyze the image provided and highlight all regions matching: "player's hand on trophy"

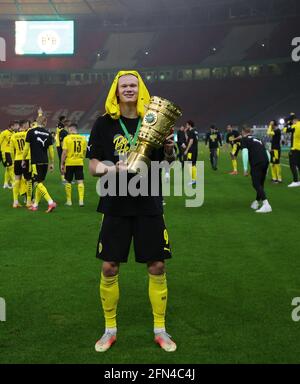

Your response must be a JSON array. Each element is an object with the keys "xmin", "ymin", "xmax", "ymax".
[{"xmin": 164, "ymin": 133, "xmax": 174, "ymax": 155}]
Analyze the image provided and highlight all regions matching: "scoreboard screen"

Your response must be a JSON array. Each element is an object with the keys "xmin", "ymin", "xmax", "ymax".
[{"xmin": 15, "ymin": 21, "xmax": 74, "ymax": 55}]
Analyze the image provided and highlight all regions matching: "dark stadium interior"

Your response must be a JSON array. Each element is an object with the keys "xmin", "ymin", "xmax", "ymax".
[{"xmin": 0, "ymin": 0, "xmax": 299, "ymax": 130}]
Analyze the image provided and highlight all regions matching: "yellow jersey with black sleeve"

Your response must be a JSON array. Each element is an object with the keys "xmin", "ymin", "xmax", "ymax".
[
  {"xmin": 62, "ymin": 134, "xmax": 87, "ymax": 166},
  {"xmin": 290, "ymin": 122, "xmax": 300, "ymax": 150},
  {"xmin": 55, "ymin": 127, "xmax": 61, "ymax": 147},
  {"xmin": 0, "ymin": 129, "xmax": 14, "ymax": 153},
  {"xmin": 267, "ymin": 125, "xmax": 281, "ymax": 150},
  {"xmin": 55, "ymin": 122, "xmax": 65, "ymax": 147},
  {"xmin": 10, "ymin": 131, "xmax": 31, "ymax": 161},
  {"xmin": 283, "ymin": 122, "xmax": 300, "ymax": 150}
]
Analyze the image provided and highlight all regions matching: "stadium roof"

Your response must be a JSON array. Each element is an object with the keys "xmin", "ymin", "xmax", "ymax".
[
  {"xmin": 0, "ymin": 0, "xmax": 299, "ymax": 23},
  {"xmin": 1, "ymin": 0, "xmax": 209, "ymax": 19}
]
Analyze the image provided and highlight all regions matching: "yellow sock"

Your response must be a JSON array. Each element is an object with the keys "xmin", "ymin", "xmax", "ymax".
[
  {"xmin": 276, "ymin": 164, "xmax": 282, "ymax": 181},
  {"xmin": 232, "ymin": 159, "xmax": 237, "ymax": 172},
  {"xmin": 65, "ymin": 183, "xmax": 72, "ymax": 203},
  {"xmin": 26, "ymin": 180, "xmax": 32, "ymax": 205},
  {"xmin": 8, "ymin": 166, "xmax": 14, "ymax": 184},
  {"xmin": 34, "ymin": 185, "xmax": 42, "ymax": 206},
  {"xmin": 100, "ymin": 273, "xmax": 119, "ymax": 329},
  {"xmin": 4, "ymin": 168, "xmax": 9, "ymax": 185},
  {"xmin": 149, "ymin": 273, "xmax": 168, "ymax": 329},
  {"xmin": 19, "ymin": 177, "xmax": 27, "ymax": 196},
  {"xmin": 271, "ymin": 164, "xmax": 276, "ymax": 180},
  {"xmin": 61, "ymin": 174, "xmax": 65, "ymax": 182},
  {"xmin": 192, "ymin": 165, "xmax": 197, "ymax": 182},
  {"xmin": 78, "ymin": 183, "xmax": 84, "ymax": 204},
  {"xmin": 13, "ymin": 179, "xmax": 20, "ymax": 203},
  {"xmin": 36, "ymin": 182, "xmax": 52, "ymax": 204}
]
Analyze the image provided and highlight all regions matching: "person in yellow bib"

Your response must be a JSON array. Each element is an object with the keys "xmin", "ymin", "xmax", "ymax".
[
  {"xmin": 61, "ymin": 123, "xmax": 87, "ymax": 207},
  {"xmin": 10, "ymin": 120, "xmax": 32, "ymax": 208},
  {"xmin": 0, "ymin": 121, "xmax": 19, "ymax": 188}
]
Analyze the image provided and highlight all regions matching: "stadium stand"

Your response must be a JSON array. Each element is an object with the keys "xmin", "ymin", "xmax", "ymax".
[
  {"xmin": 1, "ymin": 72, "xmax": 298, "ymax": 131},
  {"xmin": 1, "ymin": 19, "xmax": 294, "ymax": 72},
  {"xmin": 201, "ymin": 23, "xmax": 276, "ymax": 66},
  {"xmin": 245, "ymin": 18, "xmax": 299, "ymax": 61},
  {"xmin": 0, "ymin": 84, "xmax": 102, "ymax": 130},
  {"xmin": 93, "ymin": 31, "xmax": 155, "ymax": 69},
  {"xmin": 0, "ymin": 16, "xmax": 297, "ymax": 130},
  {"xmin": 148, "ymin": 75, "xmax": 299, "ymax": 129}
]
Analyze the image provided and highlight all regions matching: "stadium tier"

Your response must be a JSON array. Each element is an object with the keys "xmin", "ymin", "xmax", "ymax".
[
  {"xmin": 0, "ymin": 84, "xmax": 102, "ymax": 129},
  {"xmin": 0, "ymin": 19, "xmax": 296, "ymax": 71},
  {"xmin": 0, "ymin": 74, "xmax": 298, "ymax": 130}
]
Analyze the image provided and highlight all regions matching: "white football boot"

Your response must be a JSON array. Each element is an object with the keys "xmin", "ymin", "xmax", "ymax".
[
  {"xmin": 288, "ymin": 181, "xmax": 300, "ymax": 188},
  {"xmin": 256, "ymin": 202, "xmax": 272, "ymax": 213},
  {"xmin": 250, "ymin": 200, "xmax": 259, "ymax": 210}
]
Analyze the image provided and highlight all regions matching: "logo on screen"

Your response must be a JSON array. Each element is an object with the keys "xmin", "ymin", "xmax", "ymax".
[
  {"xmin": 38, "ymin": 30, "xmax": 61, "ymax": 54},
  {"xmin": 15, "ymin": 21, "xmax": 74, "ymax": 55}
]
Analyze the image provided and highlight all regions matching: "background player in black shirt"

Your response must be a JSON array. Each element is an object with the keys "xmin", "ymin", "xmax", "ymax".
[
  {"xmin": 22, "ymin": 112, "xmax": 57, "ymax": 213},
  {"xmin": 89, "ymin": 70, "xmax": 177, "ymax": 353},
  {"xmin": 226, "ymin": 124, "xmax": 241, "ymax": 175},
  {"xmin": 176, "ymin": 125, "xmax": 186, "ymax": 168},
  {"xmin": 55, "ymin": 116, "xmax": 66, "ymax": 158},
  {"xmin": 184, "ymin": 120, "xmax": 198, "ymax": 185},
  {"xmin": 205, "ymin": 125, "xmax": 222, "ymax": 170},
  {"xmin": 55, "ymin": 115, "xmax": 67, "ymax": 182},
  {"xmin": 241, "ymin": 127, "xmax": 272, "ymax": 213},
  {"xmin": 58, "ymin": 120, "xmax": 69, "ymax": 183},
  {"xmin": 267, "ymin": 120, "xmax": 282, "ymax": 183}
]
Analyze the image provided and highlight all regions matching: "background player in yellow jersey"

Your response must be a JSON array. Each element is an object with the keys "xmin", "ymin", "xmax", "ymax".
[
  {"xmin": 10, "ymin": 120, "xmax": 32, "ymax": 208},
  {"xmin": 0, "ymin": 121, "xmax": 19, "ymax": 189},
  {"xmin": 61, "ymin": 123, "xmax": 87, "ymax": 206},
  {"xmin": 284, "ymin": 114, "xmax": 300, "ymax": 187}
]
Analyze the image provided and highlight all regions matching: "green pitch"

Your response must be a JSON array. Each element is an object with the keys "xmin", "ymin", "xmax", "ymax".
[{"xmin": 1, "ymin": 144, "xmax": 300, "ymax": 364}]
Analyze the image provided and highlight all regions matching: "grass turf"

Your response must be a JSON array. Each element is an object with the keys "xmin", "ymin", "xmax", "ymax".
[{"xmin": 0, "ymin": 144, "xmax": 300, "ymax": 364}]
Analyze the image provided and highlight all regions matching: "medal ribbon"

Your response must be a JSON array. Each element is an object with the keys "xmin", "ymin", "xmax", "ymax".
[{"xmin": 119, "ymin": 118, "xmax": 142, "ymax": 148}]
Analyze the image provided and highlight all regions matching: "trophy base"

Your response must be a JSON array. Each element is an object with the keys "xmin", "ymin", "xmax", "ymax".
[{"xmin": 126, "ymin": 151, "xmax": 151, "ymax": 174}]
